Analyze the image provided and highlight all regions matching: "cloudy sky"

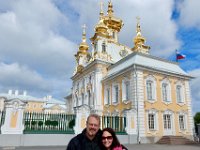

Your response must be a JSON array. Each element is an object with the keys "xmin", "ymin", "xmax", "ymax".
[{"xmin": 0, "ymin": 0, "xmax": 199, "ymax": 114}]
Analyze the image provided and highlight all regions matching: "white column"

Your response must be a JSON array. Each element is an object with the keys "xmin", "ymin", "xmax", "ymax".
[
  {"xmin": 125, "ymin": 109, "xmax": 137, "ymax": 134},
  {"xmin": 94, "ymin": 69, "xmax": 103, "ymax": 111},
  {"xmin": 73, "ymin": 106, "xmax": 90, "ymax": 134},
  {"xmin": 185, "ymin": 80, "xmax": 194, "ymax": 136}
]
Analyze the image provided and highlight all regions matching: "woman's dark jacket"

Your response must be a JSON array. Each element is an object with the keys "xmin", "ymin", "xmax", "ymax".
[{"xmin": 66, "ymin": 129, "xmax": 102, "ymax": 150}]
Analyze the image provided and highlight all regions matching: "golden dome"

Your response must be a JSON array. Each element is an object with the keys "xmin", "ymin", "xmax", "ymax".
[
  {"xmin": 132, "ymin": 17, "xmax": 150, "ymax": 53},
  {"xmin": 77, "ymin": 24, "xmax": 89, "ymax": 55},
  {"xmin": 95, "ymin": 18, "xmax": 108, "ymax": 34},
  {"xmin": 91, "ymin": 1, "xmax": 109, "ymax": 41},
  {"xmin": 103, "ymin": 1, "xmax": 123, "ymax": 32}
]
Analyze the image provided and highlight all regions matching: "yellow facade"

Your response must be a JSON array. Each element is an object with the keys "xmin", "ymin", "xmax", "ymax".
[
  {"xmin": 71, "ymin": 1, "xmax": 193, "ymax": 140},
  {"xmin": 25, "ymin": 101, "xmax": 44, "ymax": 112}
]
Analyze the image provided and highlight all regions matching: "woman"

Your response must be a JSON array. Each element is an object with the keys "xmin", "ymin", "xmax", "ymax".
[{"xmin": 101, "ymin": 128, "xmax": 128, "ymax": 150}]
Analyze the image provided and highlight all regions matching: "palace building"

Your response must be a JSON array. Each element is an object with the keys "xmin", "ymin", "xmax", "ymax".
[
  {"xmin": 68, "ymin": 1, "xmax": 194, "ymax": 141},
  {"xmin": 0, "ymin": 90, "xmax": 66, "ymax": 113}
]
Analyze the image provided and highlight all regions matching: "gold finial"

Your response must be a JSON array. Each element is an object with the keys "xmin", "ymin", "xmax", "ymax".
[
  {"xmin": 100, "ymin": 1, "xmax": 104, "ymax": 17},
  {"xmin": 132, "ymin": 17, "xmax": 150, "ymax": 53},
  {"xmin": 107, "ymin": 0, "xmax": 113, "ymax": 16},
  {"xmin": 81, "ymin": 24, "xmax": 87, "ymax": 43},
  {"xmin": 82, "ymin": 24, "xmax": 86, "ymax": 35},
  {"xmin": 136, "ymin": 16, "xmax": 141, "ymax": 35}
]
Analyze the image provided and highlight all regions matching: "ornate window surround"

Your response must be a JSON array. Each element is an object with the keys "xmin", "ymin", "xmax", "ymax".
[
  {"xmin": 161, "ymin": 78, "xmax": 172, "ymax": 105},
  {"xmin": 145, "ymin": 75, "xmax": 157, "ymax": 103}
]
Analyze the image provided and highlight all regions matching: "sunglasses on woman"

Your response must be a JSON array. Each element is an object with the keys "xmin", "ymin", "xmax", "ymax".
[{"xmin": 102, "ymin": 136, "xmax": 113, "ymax": 140}]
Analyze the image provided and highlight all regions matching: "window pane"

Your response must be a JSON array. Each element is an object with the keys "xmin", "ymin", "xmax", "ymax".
[
  {"xmin": 176, "ymin": 85, "xmax": 182, "ymax": 103},
  {"xmin": 107, "ymin": 89, "xmax": 110, "ymax": 104},
  {"xmin": 147, "ymin": 80, "xmax": 153, "ymax": 100},
  {"xmin": 125, "ymin": 81, "xmax": 130, "ymax": 100},
  {"xmin": 115, "ymin": 86, "xmax": 119, "ymax": 103},
  {"xmin": 179, "ymin": 115, "xmax": 185, "ymax": 130},
  {"xmin": 148, "ymin": 114, "xmax": 155, "ymax": 130},
  {"xmin": 162, "ymin": 83, "xmax": 168, "ymax": 102}
]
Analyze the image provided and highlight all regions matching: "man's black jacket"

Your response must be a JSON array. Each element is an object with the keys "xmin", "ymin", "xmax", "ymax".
[{"xmin": 66, "ymin": 129, "xmax": 102, "ymax": 150}]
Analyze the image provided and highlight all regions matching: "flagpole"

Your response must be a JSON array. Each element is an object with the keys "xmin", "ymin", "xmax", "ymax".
[{"xmin": 176, "ymin": 50, "xmax": 178, "ymax": 62}]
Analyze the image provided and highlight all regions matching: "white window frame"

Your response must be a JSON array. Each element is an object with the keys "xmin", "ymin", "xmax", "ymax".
[
  {"xmin": 112, "ymin": 83, "xmax": 120, "ymax": 104},
  {"xmin": 175, "ymin": 82, "xmax": 185, "ymax": 105},
  {"xmin": 145, "ymin": 76, "xmax": 156, "ymax": 102},
  {"xmin": 178, "ymin": 111, "xmax": 187, "ymax": 132},
  {"xmin": 162, "ymin": 110, "xmax": 175, "ymax": 135},
  {"xmin": 179, "ymin": 115, "xmax": 185, "ymax": 130},
  {"xmin": 102, "ymin": 41, "xmax": 106, "ymax": 53},
  {"xmin": 161, "ymin": 79, "xmax": 171, "ymax": 104},
  {"xmin": 104, "ymin": 85, "xmax": 111, "ymax": 105},
  {"xmin": 122, "ymin": 78, "xmax": 130, "ymax": 102},
  {"xmin": 146, "ymin": 109, "xmax": 158, "ymax": 132}
]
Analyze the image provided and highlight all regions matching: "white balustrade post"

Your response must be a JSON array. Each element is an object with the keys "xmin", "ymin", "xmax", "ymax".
[
  {"xmin": 73, "ymin": 105, "xmax": 90, "ymax": 134},
  {"xmin": 1, "ymin": 100, "xmax": 26, "ymax": 134}
]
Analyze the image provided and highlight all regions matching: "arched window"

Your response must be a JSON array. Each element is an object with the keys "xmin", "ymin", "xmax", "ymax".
[
  {"xmin": 104, "ymin": 85, "xmax": 111, "ymax": 105},
  {"xmin": 146, "ymin": 80, "xmax": 153, "ymax": 100},
  {"xmin": 161, "ymin": 79, "xmax": 171, "ymax": 103},
  {"xmin": 112, "ymin": 83, "xmax": 119, "ymax": 104},
  {"xmin": 122, "ymin": 78, "xmax": 130, "ymax": 101},
  {"xmin": 146, "ymin": 109, "xmax": 158, "ymax": 131},
  {"xmin": 102, "ymin": 42, "xmax": 106, "ymax": 53},
  {"xmin": 176, "ymin": 83, "xmax": 185, "ymax": 104},
  {"xmin": 145, "ymin": 75, "xmax": 156, "ymax": 102},
  {"xmin": 162, "ymin": 83, "xmax": 168, "ymax": 102}
]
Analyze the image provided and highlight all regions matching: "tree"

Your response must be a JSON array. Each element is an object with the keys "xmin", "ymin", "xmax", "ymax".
[
  {"xmin": 194, "ymin": 112, "xmax": 200, "ymax": 124},
  {"xmin": 194, "ymin": 112, "xmax": 200, "ymax": 134}
]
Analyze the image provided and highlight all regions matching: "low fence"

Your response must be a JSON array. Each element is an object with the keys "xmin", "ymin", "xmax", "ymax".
[
  {"xmin": 102, "ymin": 116, "xmax": 126, "ymax": 134},
  {"xmin": 0, "ymin": 111, "xmax": 126, "ymax": 134},
  {"xmin": 23, "ymin": 112, "xmax": 75, "ymax": 134},
  {"xmin": 22, "ymin": 112, "xmax": 126, "ymax": 134}
]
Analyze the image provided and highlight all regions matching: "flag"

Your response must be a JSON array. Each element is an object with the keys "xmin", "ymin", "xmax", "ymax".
[
  {"xmin": 176, "ymin": 50, "xmax": 186, "ymax": 61},
  {"xmin": 176, "ymin": 53, "xmax": 186, "ymax": 60}
]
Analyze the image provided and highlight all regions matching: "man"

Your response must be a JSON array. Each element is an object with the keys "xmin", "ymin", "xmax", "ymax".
[{"xmin": 66, "ymin": 114, "xmax": 102, "ymax": 150}]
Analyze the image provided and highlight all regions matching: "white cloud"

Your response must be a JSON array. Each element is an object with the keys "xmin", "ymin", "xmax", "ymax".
[
  {"xmin": 0, "ymin": 62, "xmax": 69, "ymax": 100},
  {"xmin": 178, "ymin": 0, "xmax": 200, "ymax": 29},
  {"xmin": 0, "ymin": 0, "xmax": 78, "ymax": 99},
  {"xmin": 0, "ymin": 62, "xmax": 50, "ymax": 91},
  {"xmin": 0, "ymin": 0, "xmax": 76, "ymax": 77}
]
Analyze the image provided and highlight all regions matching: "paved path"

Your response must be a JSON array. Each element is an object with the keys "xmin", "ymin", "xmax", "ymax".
[{"xmin": 0, "ymin": 144, "xmax": 200, "ymax": 150}]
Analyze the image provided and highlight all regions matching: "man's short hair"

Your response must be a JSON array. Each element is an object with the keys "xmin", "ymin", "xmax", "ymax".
[{"xmin": 87, "ymin": 113, "xmax": 100, "ymax": 124}]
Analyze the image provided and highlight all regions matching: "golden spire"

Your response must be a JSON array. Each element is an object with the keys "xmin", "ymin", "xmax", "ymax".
[
  {"xmin": 78, "ymin": 24, "xmax": 89, "ymax": 54},
  {"xmin": 103, "ymin": 0, "xmax": 123, "ymax": 32},
  {"xmin": 100, "ymin": 1, "xmax": 104, "ymax": 19},
  {"xmin": 90, "ymin": 1, "xmax": 109, "ymax": 41},
  {"xmin": 132, "ymin": 17, "xmax": 150, "ymax": 53},
  {"xmin": 136, "ymin": 17, "xmax": 142, "ymax": 36},
  {"xmin": 107, "ymin": 0, "xmax": 113, "ymax": 16},
  {"xmin": 81, "ymin": 24, "xmax": 87, "ymax": 43}
]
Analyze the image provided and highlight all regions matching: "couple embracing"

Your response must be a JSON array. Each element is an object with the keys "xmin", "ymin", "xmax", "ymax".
[{"xmin": 66, "ymin": 114, "xmax": 128, "ymax": 150}]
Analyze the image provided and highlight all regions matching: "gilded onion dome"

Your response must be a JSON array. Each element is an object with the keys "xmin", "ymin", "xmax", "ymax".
[
  {"xmin": 91, "ymin": 2, "xmax": 109, "ymax": 41},
  {"xmin": 132, "ymin": 17, "xmax": 150, "ymax": 53},
  {"xmin": 103, "ymin": 1, "xmax": 123, "ymax": 32},
  {"xmin": 76, "ymin": 24, "xmax": 89, "ymax": 56}
]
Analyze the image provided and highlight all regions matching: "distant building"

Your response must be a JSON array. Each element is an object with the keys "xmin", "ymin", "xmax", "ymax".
[
  {"xmin": 0, "ymin": 90, "xmax": 66, "ymax": 113},
  {"xmin": 65, "ymin": 93, "xmax": 74, "ymax": 114},
  {"xmin": 67, "ymin": 1, "xmax": 194, "ymax": 140}
]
